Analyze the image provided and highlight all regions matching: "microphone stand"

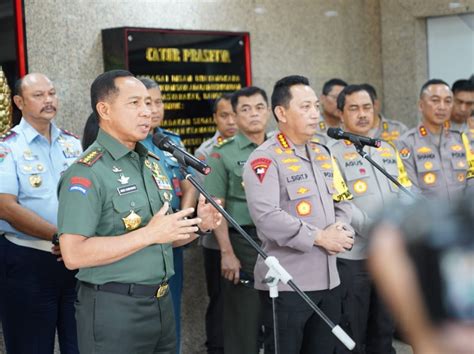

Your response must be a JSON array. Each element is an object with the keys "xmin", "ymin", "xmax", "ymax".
[
  {"xmin": 353, "ymin": 140, "xmax": 417, "ymax": 200},
  {"xmin": 180, "ymin": 166, "xmax": 356, "ymax": 352}
]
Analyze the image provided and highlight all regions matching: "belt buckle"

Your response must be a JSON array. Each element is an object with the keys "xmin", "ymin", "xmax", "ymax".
[{"xmin": 156, "ymin": 283, "xmax": 168, "ymax": 298}]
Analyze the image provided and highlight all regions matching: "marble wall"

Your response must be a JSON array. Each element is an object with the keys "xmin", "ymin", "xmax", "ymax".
[
  {"xmin": 21, "ymin": 1, "xmax": 472, "ymax": 352},
  {"xmin": 24, "ymin": 0, "xmax": 382, "ymax": 133},
  {"xmin": 379, "ymin": 0, "xmax": 473, "ymax": 125}
]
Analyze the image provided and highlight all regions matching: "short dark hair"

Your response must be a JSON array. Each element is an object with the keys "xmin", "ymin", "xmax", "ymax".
[
  {"xmin": 230, "ymin": 86, "xmax": 268, "ymax": 112},
  {"xmin": 271, "ymin": 75, "xmax": 310, "ymax": 121},
  {"xmin": 322, "ymin": 78, "xmax": 348, "ymax": 96},
  {"xmin": 139, "ymin": 77, "xmax": 160, "ymax": 90},
  {"xmin": 337, "ymin": 84, "xmax": 374, "ymax": 111},
  {"xmin": 361, "ymin": 83, "xmax": 377, "ymax": 101},
  {"xmin": 13, "ymin": 77, "xmax": 23, "ymax": 96},
  {"xmin": 212, "ymin": 93, "xmax": 233, "ymax": 114},
  {"xmin": 452, "ymin": 78, "xmax": 474, "ymax": 95},
  {"xmin": 90, "ymin": 70, "xmax": 134, "ymax": 117},
  {"xmin": 419, "ymin": 79, "xmax": 450, "ymax": 98},
  {"xmin": 81, "ymin": 112, "xmax": 100, "ymax": 150}
]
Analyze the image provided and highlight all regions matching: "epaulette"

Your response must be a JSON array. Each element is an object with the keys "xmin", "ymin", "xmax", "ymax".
[
  {"xmin": 0, "ymin": 130, "xmax": 17, "ymax": 142},
  {"xmin": 78, "ymin": 148, "xmax": 103, "ymax": 167},
  {"xmin": 148, "ymin": 151, "xmax": 160, "ymax": 161},
  {"xmin": 214, "ymin": 136, "xmax": 234, "ymax": 148},
  {"xmin": 162, "ymin": 129, "xmax": 180, "ymax": 137},
  {"xmin": 60, "ymin": 128, "xmax": 80, "ymax": 139}
]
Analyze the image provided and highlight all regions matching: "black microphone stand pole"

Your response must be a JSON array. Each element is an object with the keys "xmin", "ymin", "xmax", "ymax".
[
  {"xmin": 353, "ymin": 141, "xmax": 418, "ymax": 200},
  {"xmin": 180, "ymin": 166, "xmax": 356, "ymax": 352}
]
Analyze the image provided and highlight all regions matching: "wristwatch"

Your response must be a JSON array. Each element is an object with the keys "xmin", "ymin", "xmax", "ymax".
[{"xmin": 51, "ymin": 232, "xmax": 60, "ymax": 246}]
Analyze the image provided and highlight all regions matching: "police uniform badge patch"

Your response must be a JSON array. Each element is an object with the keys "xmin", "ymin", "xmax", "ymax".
[
  {"xmin": 296, "ymin": 200, "xmax": 312, "ymax": 216},
  {"xmin": 250, "ymin": 157, "xmax": 272, "ymax": 183},
  {"xmin": 399, "ymin": 148, "xmax": 411, "ymax": 159},
  {"xmin": 423, "ymin": 172, "xmax": 436, "ymax": 185},
  {"xmin": 353, "ymin": 180, "xmax": 368, "ymax": 194}
]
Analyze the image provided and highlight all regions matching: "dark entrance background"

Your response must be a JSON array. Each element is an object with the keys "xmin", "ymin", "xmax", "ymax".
[{"xmin": 102, "ymin": 27, "xmax": 251, "ymax": 153}]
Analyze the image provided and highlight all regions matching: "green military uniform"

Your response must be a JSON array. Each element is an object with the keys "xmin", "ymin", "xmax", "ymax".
[
  {"xmin": 204, "ymin": 131, "xmax": 262, "ymax": 354},
  {"xmin": 57, "ymin": 129, "xmax": 176, "ymax": 354}
]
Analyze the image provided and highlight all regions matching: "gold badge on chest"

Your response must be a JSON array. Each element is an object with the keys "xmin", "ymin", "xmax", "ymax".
[
  {"xmin": 122, "ymin": 210, "xmax": 142, "ymax": 231},
  {"xmin": 29, "ymin": 174, "xmax": 42, "ymax": 187}
]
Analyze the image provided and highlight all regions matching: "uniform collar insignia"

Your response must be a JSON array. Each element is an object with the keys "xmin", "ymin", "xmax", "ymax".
[
  {"xmin": 276, "ymin": 133, "xmax": 291, "ymax": 150},
  {"xmin": 419, "ymin": 125, "xmax": 428, "ymax": 137}
]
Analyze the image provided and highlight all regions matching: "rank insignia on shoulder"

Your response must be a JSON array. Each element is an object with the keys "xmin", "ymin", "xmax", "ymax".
[
  {"xmin": 399, "ymin": 148, "xmax": 411, "ymax": 159},
  {"xmin": 78, "ymin": 149, "xmax": 103, "ymax": 166},
  {"xmin": 148, "ymin": 151, "xmax": 160, "ymax": 160},
  {"xmin": 0, "ymin": 130, "xmax": 17, "ymax": 142},
  {"xmin": 60, "ymin": 129, "xmax": 80, "ymax": 139},
  {"xmin": 319, "ymin": 121, "xmax": 326, "ymax": 131},
  {"xmin": 215, "ymin": 137, "xmax": 234, "ymax": 148},
  {"xmin": 251, "ymin": 157, "xmax": 272, "ymax": 183}
]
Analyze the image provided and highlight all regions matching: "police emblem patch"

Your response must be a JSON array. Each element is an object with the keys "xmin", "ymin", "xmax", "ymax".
[
  {"xmin": 296, "ymin": 200, "xmax": 312, "ymax": 216},
  {"xmin": 399, "ymin": 148, "xmax": 411, "ymax": 159},
  {"xmin": 250, "ymin": 158, "xmax": 272, "ymax": 183}
]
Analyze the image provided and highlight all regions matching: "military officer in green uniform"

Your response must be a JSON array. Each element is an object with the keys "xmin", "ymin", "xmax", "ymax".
[
  {"xmin": 204, "ymin": 86, "xmax": 270, "ymax": 354},
  {"xmin": 57, "ymin": 70, "xmax": 221, "ymax": 354}
]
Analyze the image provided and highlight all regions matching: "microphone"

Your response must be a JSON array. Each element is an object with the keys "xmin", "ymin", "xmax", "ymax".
[
  {"xmin": 327, "ymin": 127, "xmax": 381, "ymax": 148},
  {"xmin": 152, "ymin": 132, "xmax": 212, "ymax": 175}
]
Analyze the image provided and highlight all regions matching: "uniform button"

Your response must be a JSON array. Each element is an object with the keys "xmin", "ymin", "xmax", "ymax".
[
  {"xmin": 164, "ymin": 251, "xmax": 168, "ymax": 255},
  {"xmin": 130, "ymin": 201, "xmax": 136, "ymax": 207}
]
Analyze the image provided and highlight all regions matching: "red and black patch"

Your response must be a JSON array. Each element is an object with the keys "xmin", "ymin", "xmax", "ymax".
[{"xmin": 251, "ymin": 158, "xmax": 272, "ymax": 183}]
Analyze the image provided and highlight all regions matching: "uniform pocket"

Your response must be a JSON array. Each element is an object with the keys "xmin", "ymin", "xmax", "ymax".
[
  {"xmin": 112, "ymin": 194, "xmax": 149, "ymax": 232},
  {"xmin": 414, "ymin": 158, "xmax": 441, "ymax": 188}
]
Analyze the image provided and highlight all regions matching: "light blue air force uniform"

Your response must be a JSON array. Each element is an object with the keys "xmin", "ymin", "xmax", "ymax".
[{"xmin": 0, "ymin": 118, "xmax": 82, "ymax": 251}]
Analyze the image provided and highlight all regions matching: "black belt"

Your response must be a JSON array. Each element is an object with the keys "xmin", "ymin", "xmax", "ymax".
[{"xmin": 80, "ymin": 281, "xmax": 169, "ymax": 298}]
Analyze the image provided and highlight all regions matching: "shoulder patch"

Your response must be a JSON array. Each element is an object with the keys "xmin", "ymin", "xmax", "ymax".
[
  {"xmin": 214, "ymin": 136, "xmax": 234, "ymax": 148},
  {"xmin": 147, "ymin": 151, "xmax": 160, "ymax": 161},
  {"xmin": 60, "ymin": 128, "xmax": 80, "ymax": 139},
  {"xmin": 0, "ymin": 130, "xmax": 17, "ymax": 142},
  {"xmin": 251, "ymin": 157, "xmax": 272, "ymax": 183},
  {"xmin": 78, "ymin": 149, "xmax": 103, "ymax": 166}
]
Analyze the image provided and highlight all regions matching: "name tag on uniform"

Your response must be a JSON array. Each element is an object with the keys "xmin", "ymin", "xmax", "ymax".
[{"xmin": 117, "ymin": 184, "xmax": 138, "ymax": 195}]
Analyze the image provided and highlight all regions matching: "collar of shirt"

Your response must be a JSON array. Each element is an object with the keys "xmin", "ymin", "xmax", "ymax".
[
  {"xmin": 96, "ymin": 128, "xmax": 147, "ymax": 160},
  {"xmin": 235, "ymin": 132, "xmax": 258, "ymax": 149},
  {"xmin": 15, "ymin": 117, "xmax": 61, "ymax": 144}
]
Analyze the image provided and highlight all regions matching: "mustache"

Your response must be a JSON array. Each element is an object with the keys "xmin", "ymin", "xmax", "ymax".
[{"xmin": 40, "ymin": 105, "xmax": 57, "ymax": 113}]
